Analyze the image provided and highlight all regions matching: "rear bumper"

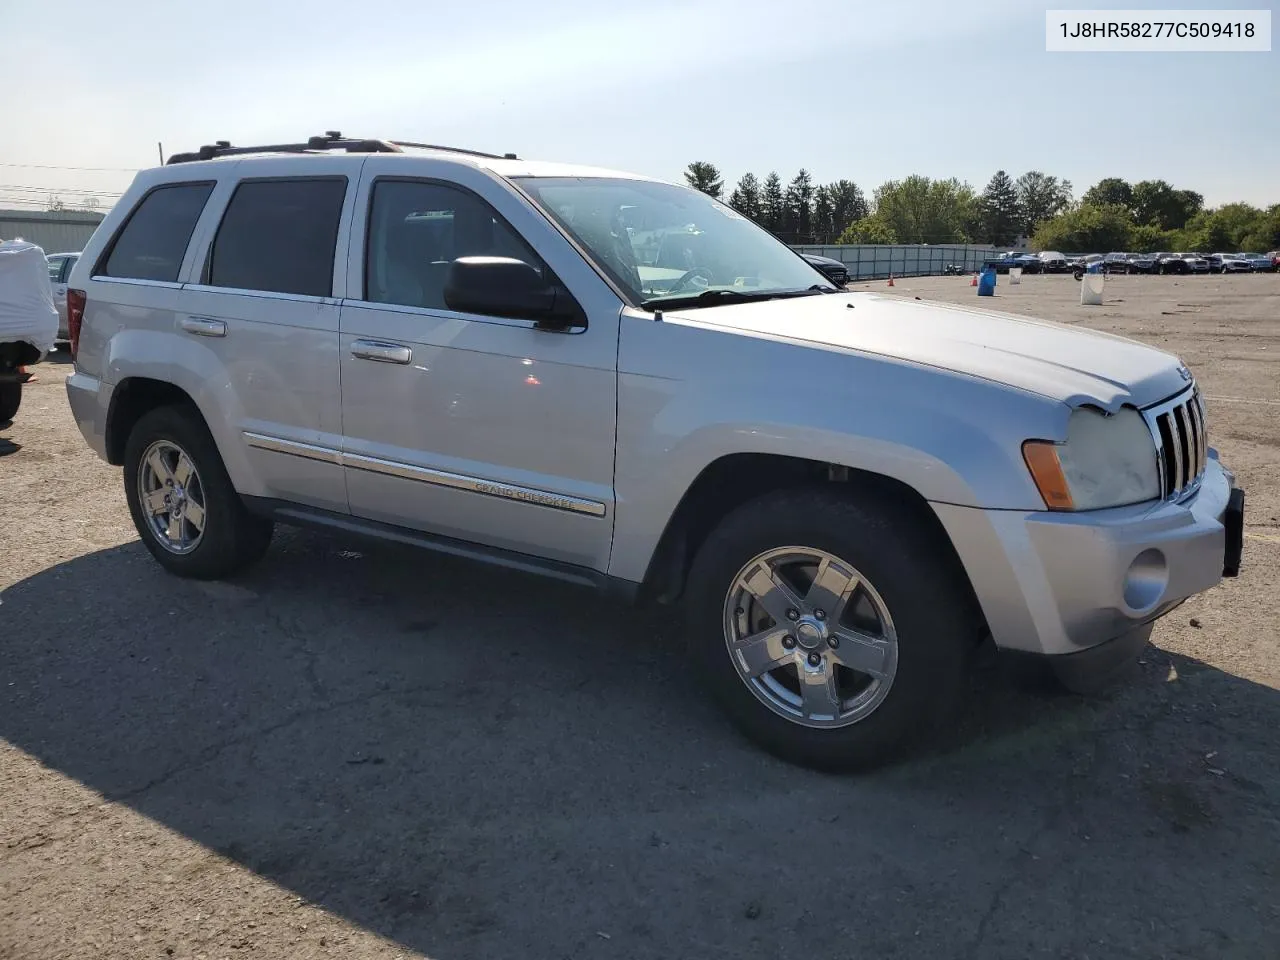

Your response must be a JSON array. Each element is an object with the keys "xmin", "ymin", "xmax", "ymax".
[
  {"xmin": 65, "ymin": 371, "xmax": 112, "ymax": 461},
  {"xmin": 934, "ymin": 453, "xmax": 1243, "ymax": 658}
]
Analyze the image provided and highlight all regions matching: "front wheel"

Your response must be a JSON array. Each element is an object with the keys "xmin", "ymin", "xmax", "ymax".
[
  {"xmin": 685, "ymin": 487, "xmax": 978, "ymax": 771},
  {"xmin": 0, "ymin": 382, "xmax": 20, "ymax": 424}
]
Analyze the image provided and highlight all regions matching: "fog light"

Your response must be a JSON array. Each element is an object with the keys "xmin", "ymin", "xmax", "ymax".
[{"xmin": 1122, "ymin": 549, "xmax": 1168, "ymax": 612}]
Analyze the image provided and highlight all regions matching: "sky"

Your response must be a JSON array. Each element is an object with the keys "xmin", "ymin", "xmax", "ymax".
[{"xmin": 0, "ymin": 0, "xmax": 1276, "ymax": 213}]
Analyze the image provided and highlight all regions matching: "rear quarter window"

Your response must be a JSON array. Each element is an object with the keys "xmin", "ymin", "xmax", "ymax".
[{"xmin": 99, "ymin": 182, "xmax": 215, "ymax": 282}]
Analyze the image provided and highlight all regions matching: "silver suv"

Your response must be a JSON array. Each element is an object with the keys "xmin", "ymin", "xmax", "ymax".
[{"xmin": 65, "ymin": 133, "xmax": 1246, "ymax": 770}]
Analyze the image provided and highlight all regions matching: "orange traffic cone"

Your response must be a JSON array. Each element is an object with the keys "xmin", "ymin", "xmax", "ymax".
[
  {"xmin": 887, "ymin": 273, "xmax": 895, "ymax": 287},
  {"xmin": 970, "ymin": 273, "xmax": 978, "ymax": 287}
]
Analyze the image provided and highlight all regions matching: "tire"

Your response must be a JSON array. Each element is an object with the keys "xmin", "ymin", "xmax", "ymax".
[
  {"xmin": 0, "ymin": 382, "xmax": 20, "ymax": 424},
  {"xmin": 123, "ymin": 405, "xmax": 273, "ymax": 579},
  {"xmin": 684, "ymin": 486, "xmax": 979, "ymax": 772}
]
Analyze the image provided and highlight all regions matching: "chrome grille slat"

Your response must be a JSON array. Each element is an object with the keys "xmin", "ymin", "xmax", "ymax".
[
  {"xmin": 1142, "ymin": 384, "xmax": 1207, "ymax": 502},
  {"xmin": 1167, "ymin": 404, "xmax": 1184, "ymax": 493},
  {"xmin": 1185, "ymin": 398, "xmax": 1202, "ymax": 477}
]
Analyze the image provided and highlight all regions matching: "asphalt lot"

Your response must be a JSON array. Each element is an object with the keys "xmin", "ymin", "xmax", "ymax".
[{"xmin": 1, "ymin": 273, "xmax": 1277, "ymax": 960}]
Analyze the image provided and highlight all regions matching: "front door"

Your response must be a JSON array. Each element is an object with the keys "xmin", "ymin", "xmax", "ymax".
[{"xmin": 337, "ymin": 159, "xmax": 620, "ymax": 571}]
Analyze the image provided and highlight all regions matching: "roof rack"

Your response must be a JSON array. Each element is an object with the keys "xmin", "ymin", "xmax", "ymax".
[{"xmin": 165, "ymin": 131, "xmax": 519, "ymax": 165}]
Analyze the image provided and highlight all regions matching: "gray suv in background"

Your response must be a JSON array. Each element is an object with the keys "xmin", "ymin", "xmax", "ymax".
[
  {"xmin": 64, "ymin": 133, "xmax": 1246, "ymax": 770},
  {"xmin": 46, "ymin": 252, "xmax": 79, "ymax": 341}
]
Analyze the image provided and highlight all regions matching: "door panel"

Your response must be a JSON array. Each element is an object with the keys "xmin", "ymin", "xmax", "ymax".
[
  {"xmin": 338, "ymin": 160, "xmax": 622, "ymax": 571},
  {"xmin": 177, "ymin": 158, "xmax": 363, "ymax": 514}
]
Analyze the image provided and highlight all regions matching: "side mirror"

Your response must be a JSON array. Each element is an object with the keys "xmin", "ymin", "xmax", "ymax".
[{"xmin": 443, "ymin": 256, "xmax": 577, "ymax": 327}]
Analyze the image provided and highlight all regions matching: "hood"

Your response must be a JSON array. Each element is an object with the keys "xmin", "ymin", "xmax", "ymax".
[{"xmin": 666, "ymin": 291, "xmax": 1189, "ymax": 412}]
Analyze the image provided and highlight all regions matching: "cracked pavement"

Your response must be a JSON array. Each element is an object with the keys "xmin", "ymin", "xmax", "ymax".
[{"xmin": 2, "ymin": 275, "xmax": 1278, "ymax": 959}]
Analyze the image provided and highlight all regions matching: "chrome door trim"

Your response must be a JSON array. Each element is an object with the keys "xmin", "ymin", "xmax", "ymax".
[
  {"xmin": 241, "ymin": 433, "xmax": 606, "ymax": 517},
  {"xmin": 244, "ymin": 432, "xmax": 343, "ymax": 464},
  {"xmin": 344, "ymin": 452, "xmax": 607, "ymax": 516}
]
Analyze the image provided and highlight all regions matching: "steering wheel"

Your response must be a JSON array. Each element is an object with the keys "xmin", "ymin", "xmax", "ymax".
[{"xmin": 667, "ymin": 267, "xmax": 715, "ymax": 296}]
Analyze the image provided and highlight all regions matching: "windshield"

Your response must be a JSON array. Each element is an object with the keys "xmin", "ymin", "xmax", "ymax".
[{"xmin": 514, "ymin": 176, "xmax": 830, "ymax": 308}]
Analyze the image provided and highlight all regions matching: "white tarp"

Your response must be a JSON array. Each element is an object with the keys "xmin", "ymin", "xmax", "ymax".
[{"xmin": 0, "ymin": 239, "xmax": 59, "ymax": 354}]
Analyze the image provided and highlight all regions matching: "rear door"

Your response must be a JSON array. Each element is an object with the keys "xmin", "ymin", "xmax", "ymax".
[
  {"xmin": 337, "ymin": 158, "xmax": 621, "ymax": 571},
  {"xmin": 178, "ymin": 156, "xmax": 363, "ymax": 514}
]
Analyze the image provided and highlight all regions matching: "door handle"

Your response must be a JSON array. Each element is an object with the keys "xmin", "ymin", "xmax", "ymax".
[
  {"xmin": 351, "ymin": 339, "xmax": 412, "ymax": 364},
  {"xmin": 181, "ymin": 316, "xmax": 227, "ymax": 338}
]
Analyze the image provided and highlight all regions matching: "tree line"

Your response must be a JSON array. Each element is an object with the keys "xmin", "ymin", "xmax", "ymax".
[{"xmin": 685, "ymin": 162, "xmax": 1280, "ymax": 253}]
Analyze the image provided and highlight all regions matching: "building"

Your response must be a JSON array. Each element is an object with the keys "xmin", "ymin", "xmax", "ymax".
[{"xmin": 0, "ymin": 209, "xmax": 105, "ymax": 255}]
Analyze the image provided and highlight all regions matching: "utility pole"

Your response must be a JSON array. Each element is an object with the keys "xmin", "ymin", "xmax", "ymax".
[{"xmin": 157, "ymin": 142, "xmax": 164, "ymax": 165}]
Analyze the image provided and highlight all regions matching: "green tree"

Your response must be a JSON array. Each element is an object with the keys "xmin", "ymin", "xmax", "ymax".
[
  {"xmin": 827, "ymin": 180, "xmax": 869, "ymax": 239},
  {"xmin": 1081, "ymin": 177, "xmax": 1134, "ymax": 209},
  {"xmin": 761, "ymin": 172, "xmax": 785, "ymax": 234},
  {"xmin": 1129, "ymin": 223, "xmax": 1177, "ymax": 253},
  {"xmin": 1131, "ymin": 180, "xmax": 1203, "ymax": 230},
  {"xmin": 1016, "ymin": 171, "xmax": 1073, "ymax": 237},
  {"xmin": 1181, "ymin": 203, "xmax": 1269, "ymax": 251},
  {"xmin": 838, "ymin": 214, "xmax": 896, "ymax": 244},
  {"xmin": 785, "ymin": 169, "xmax": 816, "ymax": 242},
  {"xmin": 979, "ymin": 170, "xmax": 1022, "ymax": 246},
  {"xmin": 683, "ymin": 161, "xmax": 723, "ymax": 198},
  {"xmin": 812, "ymin": 185, "xmax": 835, "ymax": 243},
  {"xmin": 727, "ymin": 172, "xmax": 762, "ymax": 222},
  {"xmin": 1032, "ymin": 203, "xmax": 1133, "ymax": 253},
  {"xmin": 873, "ymin": 175, "xmax": 974, "ymax": 243}
]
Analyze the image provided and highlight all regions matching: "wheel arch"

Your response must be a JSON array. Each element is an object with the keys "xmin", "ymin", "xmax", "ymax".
[
  {"xmin": 636, "ymin": 452, "xmax": 985, "ymax": 632},
  {"xmin": 105, "ymin": 377, "xmax": 202, "ymax": 465}
]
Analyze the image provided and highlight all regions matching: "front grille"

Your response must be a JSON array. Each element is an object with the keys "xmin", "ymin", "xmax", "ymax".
[{"xmin": 1143, "ymin": 386, "xmax": 1207, "ymax": 500}]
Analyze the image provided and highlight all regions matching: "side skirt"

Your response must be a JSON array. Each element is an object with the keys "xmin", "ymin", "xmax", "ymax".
[{"xmin": 241, "ymin": 495, "xmax": 640, "ymax": 603}]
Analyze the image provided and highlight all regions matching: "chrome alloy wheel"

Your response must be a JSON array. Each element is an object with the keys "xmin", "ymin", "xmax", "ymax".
[
  {"xmin": 137, "ymin": 439, "xmax": 207, "ymax": 555},
  {"xmin": 723, "ymin": 546, "xmax": 899, "ymax": 728}
]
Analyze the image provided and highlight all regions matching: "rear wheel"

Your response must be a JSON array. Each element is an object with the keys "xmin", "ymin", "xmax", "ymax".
[
  {"xmin": 123, "ymin": 405, "xmax": 273, "ymax": 579},
  {"xmin": 0, "ymin": 382, "xmax": 20, "ymax": 424},
  {"xmin": 685, "ymin": 487, "xmax": 978, "ymax": 771}
]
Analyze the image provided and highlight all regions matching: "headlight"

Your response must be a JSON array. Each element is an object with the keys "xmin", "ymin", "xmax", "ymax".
[{"xmin": 1022, "ymin": 407, "xmax": 1161, "ymax": 511}]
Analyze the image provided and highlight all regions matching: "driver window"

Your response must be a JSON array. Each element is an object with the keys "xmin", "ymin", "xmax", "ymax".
[{"xmin": 364, "ymin": 180, "xmax": 545, "ymax": 310}]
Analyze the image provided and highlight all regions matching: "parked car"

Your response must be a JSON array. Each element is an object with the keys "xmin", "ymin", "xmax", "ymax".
[
  {"xmin": 1102, "ymin": 252, "xmax": 1131, "ymax": 274},
  {"xmin": 1156, "ymin": 253, "xmax": 1192, "ymax": 275},
  {"xmin": 1238, "ymin": 252, "xmax": 1275, "ymax": 272},
  {"xmin": 64, "ymin": 132, "xmax": 1247, "ymax": 771},
  {"xmin": 1181, "ymin": 254, "xmax": 1210, "ymax": 273},
  {"xmin": 983, "ymin": 252, "xmax": 1041, "ymax": 274},
  {"xmin": 801, "ymin": 253, "xmax": 850, "ymax": 286},
  {"xmin": 1267, "ymin": 250, "xmax": 1280, "ymax": 270},
  {"xmin": 1126, "ymin": 253, "xmax": 1157, "ymax": 274},
  {"xmin": 1038, "ymin": 251, "xmax": 1070, "ymax": 273},
  {"xmin": 46, "ymin": 252, "xmax": 80, "ymax": 341},
  {"xmin": 0, "ymin": 239, "xmax": 59, "ymax": 424},
  {"xmin": 1213, "ymin": 253, "xmax": 1252, "ymax": 274}
]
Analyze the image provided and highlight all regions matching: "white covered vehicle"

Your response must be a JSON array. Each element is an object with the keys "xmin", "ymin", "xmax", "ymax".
[{"xmin": 0, "ymin": 239, "xmax": 59, "ymax": 423}]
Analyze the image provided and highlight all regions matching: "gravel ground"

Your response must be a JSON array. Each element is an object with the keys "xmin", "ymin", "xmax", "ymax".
[{"xmin": 1, "ymin": 273, "xmax": 1277, "ymax": 960}]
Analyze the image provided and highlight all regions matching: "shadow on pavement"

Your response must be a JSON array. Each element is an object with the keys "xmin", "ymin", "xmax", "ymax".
[{"xmin": 2, "ymin": 529, "xmax": 1276, "ymax": 959}]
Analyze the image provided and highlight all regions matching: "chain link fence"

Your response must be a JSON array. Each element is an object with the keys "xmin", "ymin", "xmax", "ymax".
[{"xmin": 791, "ymin": 244, "xmax": 1004, "ymax": 281}]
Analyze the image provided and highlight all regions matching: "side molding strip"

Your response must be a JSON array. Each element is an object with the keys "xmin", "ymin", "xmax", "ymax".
[{"xmin": 243, "ymin": 432, "xmax": 606, "ymax": 517}]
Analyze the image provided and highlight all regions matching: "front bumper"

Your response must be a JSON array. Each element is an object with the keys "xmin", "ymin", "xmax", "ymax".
[{"xmin": 933, "ymin": 453, "xmax": 1243, "ymax": 659}]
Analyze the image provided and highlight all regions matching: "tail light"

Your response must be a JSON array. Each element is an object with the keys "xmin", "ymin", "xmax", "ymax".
[{"xmin": 67, "ymin": 289, "xmax": 86, "ymax": 360}]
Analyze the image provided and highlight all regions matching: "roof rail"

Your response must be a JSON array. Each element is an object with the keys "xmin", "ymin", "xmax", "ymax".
[
  {"xmin": 165, "ymin": 131, "xmax": 519, "ymax": 165},
  {"xmin": 389, "ymin": 141, "xmax": 519, "ymax": 161}
]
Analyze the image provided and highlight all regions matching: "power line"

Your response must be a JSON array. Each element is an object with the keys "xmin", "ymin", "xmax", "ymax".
[
  {"xmin": 0, "ymin": 184, "xmax": 124, "ymax": 196},
  {"xmin": 0, "ymin": 162, "xmax": 138, "ymax": 172}
]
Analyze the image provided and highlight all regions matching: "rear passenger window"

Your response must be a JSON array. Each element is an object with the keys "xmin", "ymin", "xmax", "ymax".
[
  {"xmin": 209, "ymin": 178, "xmax": 346, "ymax": 297},
  {"xmin": 101, "ymin": 182, "xmax": 214, "ymax": 282},
  {"xmin": 364, "ymin": 179, "xmax": 544, "ymax": 311}
]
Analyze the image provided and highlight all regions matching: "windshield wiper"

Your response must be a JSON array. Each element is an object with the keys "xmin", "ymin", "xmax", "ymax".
[{"xmin": 640, "ymin": 286, "xmax": 829, "ymax": 311}]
